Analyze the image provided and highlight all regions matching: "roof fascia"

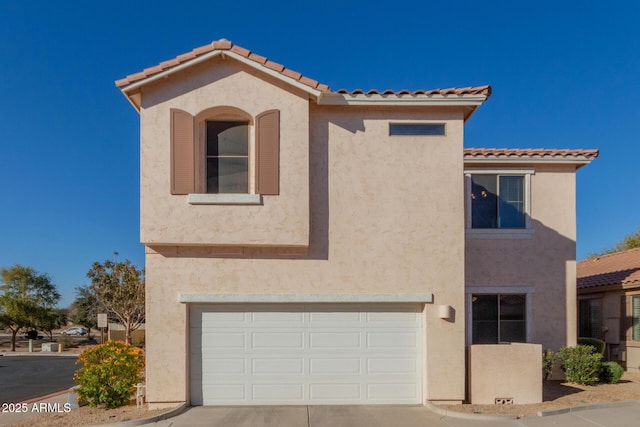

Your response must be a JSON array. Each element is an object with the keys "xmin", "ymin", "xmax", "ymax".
[
  {"xmin": 119, "ymin": 50, "xmax": 322, "ymax": 110},
  {"xmin": 317, "ymin": 92, "xmax": 487, "ymax": 107},
  {"xmin": 464, "ymin": 156, "xmax": 596, "ymax": 169}
]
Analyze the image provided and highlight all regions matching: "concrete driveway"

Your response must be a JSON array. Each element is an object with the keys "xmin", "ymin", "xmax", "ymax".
[{"xmin": 150, "ymin": 402, "xmax": 640, "ymax": 427}]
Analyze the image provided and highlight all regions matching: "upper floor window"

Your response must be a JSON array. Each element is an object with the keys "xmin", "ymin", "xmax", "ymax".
[
  {"xmin": 206, "ymin": 121, "xmax": 249, "ymax": 193},
  {"xmin": 389, "ymin": 123, "xmax": 445, "ymax": 136},
  {"xmin": 170, "ymin": 107, "xmax": 280, "ymax": 202},
  {"xmin": 470, "ymin": 174, "xmax": 525, "ymax": 229}
]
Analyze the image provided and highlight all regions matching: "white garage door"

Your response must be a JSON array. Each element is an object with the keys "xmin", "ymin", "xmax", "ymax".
[{"xmin": 190, "ymin": 303, "xmax": 423, "ymax": 405}]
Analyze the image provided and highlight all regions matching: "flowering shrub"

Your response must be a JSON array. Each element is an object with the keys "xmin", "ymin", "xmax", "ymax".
[{"xmin": 74, "ymin": 341, "xmax": 144, "ymax": 408}]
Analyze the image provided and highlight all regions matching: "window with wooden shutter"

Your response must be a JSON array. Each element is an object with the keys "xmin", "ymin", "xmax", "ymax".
[
  {"xmin": 255, "ymin": 109, "xmax": 280, "ymax": 195},
  {"xmin": 171, "ymin": 109, "xmax": 195, "ymax": 195}
]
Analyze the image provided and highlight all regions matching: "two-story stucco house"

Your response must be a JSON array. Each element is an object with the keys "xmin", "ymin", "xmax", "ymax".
[{"xmin": 116, "ymin": 39, "xmax": 598, "ymax": 409}]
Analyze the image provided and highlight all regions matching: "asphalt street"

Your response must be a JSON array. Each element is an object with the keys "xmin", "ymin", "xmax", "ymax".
[{"xmin": 0, "ymin": 356, "xmax": 78, "ymax": 403}]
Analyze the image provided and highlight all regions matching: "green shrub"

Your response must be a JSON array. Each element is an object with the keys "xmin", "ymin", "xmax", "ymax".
[
  {"xmin": 542, "ymin": 349, "xmax": 558, "ymax": 381},
  {"xmin": 558, "ymin": 345, "xmax": 602, "ymax": 385},
  {"xmin": 600, "ymin": 361, "xmax": 624, "ymax": 384},
  {"xmin": 74, "ymin": 341, "xmax": 144, "ymax": 408},
  {"xmin": 577, "ymin": 337, "xmax": 606, "ymax": 355}
]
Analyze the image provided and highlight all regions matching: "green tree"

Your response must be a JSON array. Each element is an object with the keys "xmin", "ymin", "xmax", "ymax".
[
  {"xmin": 590, "ymin": 226, "xmax": 640, "ymax": 257},
  {"xmin": 71, "ymin": 285, "xmax": 104, "ymax": 339},
  {"xmin": 35, "ymin": 307, "xmax": 67, "ymax": 342},
  {"xmin": 86, "ymin": 257, "xmax": 144, "ymax": 344},
  {"xmin": 0, "ymin": 265, "xmax": 61, "ymax": 351}
]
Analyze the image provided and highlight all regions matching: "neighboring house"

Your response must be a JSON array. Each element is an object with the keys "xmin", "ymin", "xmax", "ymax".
[
  {"xmin": 577, "ymin": 247, "xmax": 640, "ymax": 370},
  {"xmin": 116, "ymin": 38, "xmax": 598, "ymax": 409}
]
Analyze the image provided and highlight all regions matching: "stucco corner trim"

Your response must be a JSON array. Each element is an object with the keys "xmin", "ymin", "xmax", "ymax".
[
  {"xmin": 187, "ymin": 193, "xmax": 262, "ymax": 205},
  {"xmin": 178, "ymin": 293, "xmax": 434, "ymax": 304}
]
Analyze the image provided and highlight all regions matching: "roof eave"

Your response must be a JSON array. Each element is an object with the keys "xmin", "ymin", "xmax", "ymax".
[
  {"xmin": 464, "ymin": 155, "xmax": 596, "ymax": 168},
  {"xmin": 118, "ymin": 50, "xmax": 323, "ymax": 112},
  {"xmin": 318, "ymin": 92, "xmax": 487, "ymax": 106}
]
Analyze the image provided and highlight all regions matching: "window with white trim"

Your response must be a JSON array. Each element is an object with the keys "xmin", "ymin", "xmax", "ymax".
[
  {"xmin": 465, "ymin": 171, "xmax": 532, "ymax": 233},
  {"xmin": 471, "ymin": 174, "xmax": 524, "ymax": 228},
  {"xmin": 471, "ymin": 294, "xmax": 526, "ymax": 344}
]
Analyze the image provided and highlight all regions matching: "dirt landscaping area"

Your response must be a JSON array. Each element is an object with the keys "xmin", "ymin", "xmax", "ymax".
[{"xmin": 440, "ymin": 371, "xmax": 640, "ymax": 417}]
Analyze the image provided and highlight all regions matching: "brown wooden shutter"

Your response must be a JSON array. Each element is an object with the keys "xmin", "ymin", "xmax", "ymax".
[
  {"xmin": 255, "ymin": 109, "xmax": 280, "ymax": 195},
  {"xmin": 170, "ymin": 109, "xmax": 195, "ymax": 195}
]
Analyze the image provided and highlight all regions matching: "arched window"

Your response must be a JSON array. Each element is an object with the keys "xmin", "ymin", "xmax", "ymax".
[{"xmin": 170, "ymin": 106, "xmax": 279, "ymax": 197}]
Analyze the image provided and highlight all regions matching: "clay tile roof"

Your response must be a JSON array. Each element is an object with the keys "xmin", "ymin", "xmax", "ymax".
[
  {"xmin": 116, "ymin": 39, "xmax": 492, "ymax": 99},
  {"xmin": 116, "ymin": 38, "xmax": 329, "ymax": 92},
  {"xmin": 334, "ymin": 85, "xmax": 492, "ymax": 97},
  {"xmin": 464, "ymin": 148, "xmax": 600, "ymax": 159},
  {"xmin": 578, "ymin": 248, "xmax": 640, "ymax": 289}
]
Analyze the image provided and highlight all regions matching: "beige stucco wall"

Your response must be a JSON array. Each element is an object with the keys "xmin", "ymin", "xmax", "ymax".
[
  {"xmin": 465, "ymin": 164, "xmax": 578, "ymax": 351},
  {"xmin": 139, "ymin": 56, "xmax": 309, "ymax": 247},
  {"xmin": 139, "ymin": 57, "xmax": 469, "ymax": 406},
  {"xmin": 468, "ymin": 343, "xmax": 542, "ymax": 404}
]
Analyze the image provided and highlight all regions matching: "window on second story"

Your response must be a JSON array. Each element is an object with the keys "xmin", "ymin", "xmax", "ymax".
[
  {"xmin": 169, "ymin": 108, "xmax": 280, "ymax": 200},
  {"xmin": 471, "ymin": 174, "xmax": 525, "ymax": 229},
  {"xmin": 206, "ymin": 121, "xmax": 249, "ymax": 193}
]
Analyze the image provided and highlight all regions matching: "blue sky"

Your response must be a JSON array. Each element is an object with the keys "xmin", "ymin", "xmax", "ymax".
[{"xmin": 1, "ymin": 1, "xmax": 638, "ymax": 307}]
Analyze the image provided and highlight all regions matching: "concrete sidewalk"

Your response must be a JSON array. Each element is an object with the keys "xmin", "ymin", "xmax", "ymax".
[{"xmin": 148, "ymin": 401, "xmax": 640, "ymax": 427}]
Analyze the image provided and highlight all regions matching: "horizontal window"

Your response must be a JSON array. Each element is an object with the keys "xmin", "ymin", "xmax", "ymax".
[{"xmin": 389, "ymin": 123, "xmax": 445, "ymax": 136}]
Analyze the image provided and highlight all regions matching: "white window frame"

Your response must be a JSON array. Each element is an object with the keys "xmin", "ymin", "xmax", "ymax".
[
  {"xmin": 465, "ymin": 286, "xmax": 534, "ymax": 345},
  {"xmin": 464, "ymin": 169, "xmax": 534, "ymax": 239}
]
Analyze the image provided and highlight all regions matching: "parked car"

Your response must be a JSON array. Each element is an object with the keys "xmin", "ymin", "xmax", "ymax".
[{"xmin": 61, "ymin": 327, "xmax": 88, "ymax": 336}]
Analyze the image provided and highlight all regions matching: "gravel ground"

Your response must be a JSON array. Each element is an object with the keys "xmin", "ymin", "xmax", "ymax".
[{"xmin": 439, "ymin": 371, "xmax": 640, "ymax": 417}]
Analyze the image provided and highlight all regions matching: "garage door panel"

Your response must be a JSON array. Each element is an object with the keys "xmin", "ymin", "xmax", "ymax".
[
  {"xmin": 253, "ymin": 384, "xmax": 304, "ymax": 401},
  {"xmin": 201, "ymin": 332, "xmax": 246, "ymax": 348},
  {"xmin": 309, "ymin": 332, "xmax": 361, "ymax": 348},
  {"xmin": 310, "ymin": 383, "xmax": 361, "ymax": 400},
  {"xmin": 367, "ymin": 332, "xmax": 417, "ymax": 348},
  {"xmin": 252, "ymin": 358, "xmax": 304, "ymax": 374},
  {"xmin": 252, "ymin": 332, "xmax": 304, "ymax": 348},
  {"xmin": 190, "ymin": 303, "xmax": 423, "ymax": 405},
  {"xmin": 310, "ymin": 358, "xmax": 361, "ymax": 374},
  {"xmin": 367, "ymin": 358, "xmax": 418, "ymax": 374}
]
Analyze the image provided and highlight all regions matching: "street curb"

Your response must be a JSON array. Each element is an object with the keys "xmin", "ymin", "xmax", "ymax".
[
  {"xmin": 424, "ymin": 401, "xmax": 521, "ymax": 421},
  {"xmin": 0, "ymin": 352, "xmax": 79, "ymax": 357},
  {"xmin": 90, "ymin": 403, "xmax": 189, "ymax": 427},
  {"xmin": 538, "ymin": 399, "xmax": 640, "ymax": 417},
  {"xmin": 23, "ymin": 389, "xmax": 70, "ymax": 404}
]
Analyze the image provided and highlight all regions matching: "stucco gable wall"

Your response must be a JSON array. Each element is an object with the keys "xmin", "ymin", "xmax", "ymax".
[{"xmin": 138, "ymin": 56, "xmax": 310, "ymax": 247}]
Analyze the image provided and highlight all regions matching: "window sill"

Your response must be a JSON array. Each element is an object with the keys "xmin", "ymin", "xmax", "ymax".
[
  {"xmin": 466, "ymin": 228, "xmax": 534, "ymax": 240},
  {"xmin": 187, "ymin": 194, "xmax": 262, "ymax": 205}
]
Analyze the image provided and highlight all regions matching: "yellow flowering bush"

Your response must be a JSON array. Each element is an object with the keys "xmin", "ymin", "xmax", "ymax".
[{"xmin": 74, "ymin": 341, "xmax": 144, "ymax": 408}]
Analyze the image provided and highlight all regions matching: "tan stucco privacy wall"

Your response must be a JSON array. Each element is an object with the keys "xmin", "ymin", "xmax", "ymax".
[
  {"xmin": 465, "ymin": 164, "xmax": 578, "ymax": 350},
  {"xmin": 137, "ymin": 57, "xmax": 471, "ymax": 407}
]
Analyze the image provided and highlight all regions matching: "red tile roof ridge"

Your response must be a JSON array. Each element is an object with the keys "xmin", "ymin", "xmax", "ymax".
[
  {"xmin": 116, "ymin": 38, "xmax": 328, "ymax": 92},
  {"xmin": 465, "ymin": 148, "xmax": 599, "ymax": 158},
  {"xmin": 116, "ymin": 39, "xmax": 492, "ymax": 98}
]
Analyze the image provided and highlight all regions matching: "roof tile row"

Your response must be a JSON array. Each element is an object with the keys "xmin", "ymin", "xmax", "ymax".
[
  {"xmin": 464, "ymin": 148, "xmax": 599, "ymax": 159},
  {"xmin": 116, "ymin": 38, "xmax": 490, "ymax": 98},
  {"xmin": 578, "ymin": 247, "xmax": 640, "ymax": 289}
]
